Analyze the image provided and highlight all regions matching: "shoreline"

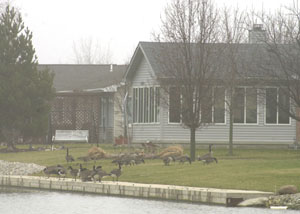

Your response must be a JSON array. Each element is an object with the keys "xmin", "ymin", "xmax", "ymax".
[{"xmin": 0, "ymin": 175, "xmax": 274, "ymax": 206}]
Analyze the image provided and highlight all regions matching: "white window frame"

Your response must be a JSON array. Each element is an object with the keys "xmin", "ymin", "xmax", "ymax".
[
  {"xmin": 233, "ymin": 87, "xmax": 259, "ymax": 125},
  {"xmin": 132, "ymin": 86, "xmax": 160, "ymax": 124},
  {"xmin": 168, "ymin": 87, "xmax": 227, "ymax": 125},
  {"xmin": 264, "ymin": 87, "xmax": 291, "ymax": 125}
]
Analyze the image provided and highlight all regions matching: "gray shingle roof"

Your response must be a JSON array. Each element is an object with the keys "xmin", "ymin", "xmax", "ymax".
[
  {"xmin": 38, "ymin": 64, "xmax": 127, "ymax": 92},
  {"xmin": 126, "ymin": 41, "xmax": 281, "ymax": 81}
]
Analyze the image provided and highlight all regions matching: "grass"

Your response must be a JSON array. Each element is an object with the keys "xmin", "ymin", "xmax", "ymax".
[{"xmin": 0, "ymin": 143, "xmax": 299, "ymax": 192}]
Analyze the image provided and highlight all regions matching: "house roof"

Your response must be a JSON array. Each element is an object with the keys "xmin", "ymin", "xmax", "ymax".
[
  {"xmin": 125, "ymin": 41, "xmax": 282, "ymax": 81},
  {"xmin": 37, "ymin": 64, "xmax": 127, "ymax": 93}
]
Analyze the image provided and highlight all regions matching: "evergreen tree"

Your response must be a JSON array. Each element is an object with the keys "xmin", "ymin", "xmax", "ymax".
[{"xmin": 0, "ymin": 5, "xmax": 55, "ymax": 148}]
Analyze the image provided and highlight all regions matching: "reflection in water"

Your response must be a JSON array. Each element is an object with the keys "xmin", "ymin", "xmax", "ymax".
[{"xmin": 0, "ymin": 187, "xmax": 298, "ymax": 214}]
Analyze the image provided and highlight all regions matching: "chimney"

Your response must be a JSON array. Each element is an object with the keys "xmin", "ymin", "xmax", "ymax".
[{"xmin": 249, "ymin": 24, "xmax": 266, "ymax": 44}]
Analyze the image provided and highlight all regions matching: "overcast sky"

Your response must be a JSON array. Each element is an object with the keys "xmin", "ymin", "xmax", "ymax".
[{"xmin": 9, "ymin": 0, "xmax": 296, "ymax": 64}]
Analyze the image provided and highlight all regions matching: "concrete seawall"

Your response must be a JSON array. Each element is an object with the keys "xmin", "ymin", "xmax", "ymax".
[{"xmin": 0, "ymin": 175, "xmax": 274, "ymax": 205}]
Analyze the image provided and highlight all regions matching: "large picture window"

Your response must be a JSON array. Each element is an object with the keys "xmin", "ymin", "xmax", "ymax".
[
  {"xmin": 213, "ymin": 87, "xmax": 225, "ymax": 123},
  {"xmin": 201, "ymin": 87, "xmax": 225, "ymax": 124},
  {"xmin": 132, "ymin": 87, "xmax": 160, "ymax": 123},
  {"xmin": 266, "ymin": 88, "xmax": 290, "ymax": 124},
  {"xmin": 169, "ymin": 87, "xmax": 181, "ymax": 123},
  {"xmin": 169, "ymin": 87, "xmax": 225, "ymax": 124},
  {"xmin": 233, "ymin": 87, "xmax": 257, "ymax": 124}
]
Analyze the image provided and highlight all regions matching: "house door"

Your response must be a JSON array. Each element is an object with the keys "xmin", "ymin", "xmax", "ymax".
[{"xmin": 100, "ymin": 97, "xmax": 114, "ymax": 143}]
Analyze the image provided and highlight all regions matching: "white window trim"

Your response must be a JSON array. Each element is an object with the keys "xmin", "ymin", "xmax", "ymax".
[
  {"xmin": 132, "ymin": 86, "xmax": 160, "ymax": 125},
  {"xmin": 167, "ymin": 87, "xmax": 227, "ymax": 125},
  {"xmin": 264, "ymin": 87, "xmax": 291, "ymax": 126},
  {"xmin": 233, "ymin": 87, "xmax": 259, "ymax": 125}
]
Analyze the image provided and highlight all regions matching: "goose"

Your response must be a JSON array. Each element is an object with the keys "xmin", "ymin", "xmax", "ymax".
[
  {"xmin": 110, "ymin": 163, "xmax": 122, "ymax": 181},
  {"xmin": 198, "ymin": 144, "xmax": 213, "ymax": 160},
  {"xmin": 65, "ymin": 148, "xmax": 75, "ymax": 162},
  {"xmin": 67, "ymin": 166, "xmax": 79, "ymax": 181},
  {"xmin": 79, "ymin": 164, "xmax": 93, "ymax": 182},
  {"xmin": 201, "ymin": 157, "xmax": 218, "ymax": 164},
  {"xmin": 197, "ymin": 144, "xmax": 218, "ymax": 164},
  {"xmin": 57, "ymin": 168, "xmax": 67, "ymax": 180},
  {"xmin": 163, "ymin": 156, "xmax": 175, "ymax": 166},
  {"xmin": 124, "ymin": 158, "xmax": 135, "ymax": 166},
  {"xmin": 77, "ymin": 156, "xmax": 91, "ymax": 162},
  {"xmin": 134, "ymin": 158, "xmax": 145, "ymax": 165},
  {"xmin": 43, "ymin": 165, "xmax": 65, "ymax": 179},
  {"xmin": 78, "ymin": 163, "xmax": 87, "ymax": 173},
  {"xmin": 91, "ymin": 166, "xmax": 110, "ymax": 182},
  {"xmin": 177, "ymin": 155, "xmax": 192, "ymax": 164}
]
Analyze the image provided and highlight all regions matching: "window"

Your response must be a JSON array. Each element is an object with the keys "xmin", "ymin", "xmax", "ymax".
[
  {"xmin": 132, "ymin": 87, "xmax": 160, "ymax": 123},
  {"xmin": 138, "ymin": 88, "xmax": 144, "ymax": 123},
  {"xmin": 100, "ymin": 97, "xmax": 113, "ymax": 127},
  {"xmin": 246, "ymin": 88, "xmax": 257, "ymax": 123},
  {"xmin": 170, "ymin": 87, "xmax": 225, "ymax": 124},
  {"xmin": 266, "ymin": 88, "xmax": 290, "ymax": 124},
  {"xmin": 201, "ymin": 89, "xmax": 213, "ymax": 123},
  {"xmin": 233, "ymin": 88, "xmax": 245, "ymax": 123},
  {"xmin": 169, "ymin": 87, "xmax": 181, "ymax": 123},
  {"xmin": 233, "ymin": 88, "xmax": 257, "ymax": 124},
  {"xmin": 214, "ymin": 87, "xmax": 225, "ymax": 123},
  {"xmin": 278, "ymin": 89, "xmax": 290, "ymax": 124}
]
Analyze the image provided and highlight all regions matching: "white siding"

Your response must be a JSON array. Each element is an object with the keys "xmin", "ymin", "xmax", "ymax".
[
  {"xmin": 128, "ymin": 53, "xmax": 296, "ymax": 145},
  {"xmin": 132, "ymin": 56, "xmax": 157, "ymax": 86},
  {"xmin": 131, "ymin": 92, "xmax": 296, "ymax": 145}
]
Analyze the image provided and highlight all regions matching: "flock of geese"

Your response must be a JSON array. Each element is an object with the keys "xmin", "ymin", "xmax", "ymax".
[
  {"xmin": 43, "ymin": 163, "xmax": 122, "ymax": 182},
  {"xmin": 163, "ymin": 144, "xmax": 218, "ymax": 165},
  {"xmin": 43, "ymin": 148, "xmax": 122, "ymax": 182},
  {"xmin": 43, "ymin": 144, "xmax": 217, "ymax": 182}
]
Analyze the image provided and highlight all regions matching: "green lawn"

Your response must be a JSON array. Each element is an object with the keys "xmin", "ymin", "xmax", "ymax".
[{"xmin": 0, "ymin": 143, "xmax": 299, "ymax": 192}]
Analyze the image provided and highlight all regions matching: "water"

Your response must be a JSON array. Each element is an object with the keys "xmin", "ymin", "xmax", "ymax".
[{"xmin": 0, "ymin": 187, "xmax": 298, "ymax": 214}]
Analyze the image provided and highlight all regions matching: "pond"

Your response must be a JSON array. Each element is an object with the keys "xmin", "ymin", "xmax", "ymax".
[{"xmin": 0, "ymin": 187, "xmax": 298, "ymax": 214}]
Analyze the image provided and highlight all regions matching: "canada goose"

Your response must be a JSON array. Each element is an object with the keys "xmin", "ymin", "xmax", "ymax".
[
  {"xmin": 112, "ymin": 159, "xmax": 122, "ymax": 165},
  {"xmin": 124, "ymin": 158, "xmax": 135, "ymax": 166},
  {"xmin": 43, "ymin": 165, "xmax": 66, "ymax": 179},
  {"xmin": 57, "ymin": 168, "xmax": 67, "ymax": 180},
  {"xmin": 177, "ymin": 155, "xmax": 192, "ymax": 164},
  {"xmin": 163, "ymin": 156, "xmax": 175, "ymax": 166},
  {"xmin": 201, "ymin": 157, "xmax": 218, "ymax": 164},
  {"xmin": 91, "ymin": 165, "xmax": 110, "ymax": 182},
  {"xmin": 135, "ymin": 158, "xmax": 145, "ymax": 165},
  {"xmin": 197, "ymin": 144, "xmax": 217, "ymax": 164},
  {"xmin": 78, "ymin": 164, "xmax": 87, "ymax": 172},
  {"xmin": 67, "ymin": 166, "xmax": 79, "ymax": 181},
  {"xmin": 77, "ymin": 156, "xmax": 91, "ymax": 162},
  {"xmin": 79, "ymin": 164, "xmax": 93, "ymax": 182},
  {"xmin": 110, "ymin": 163, "xmax": 122, "ymax": 181},
  {"xmin": 95, "ymin": 165, "xmax": 102, "ymax": 170},
  {"xmin": 65, "ymin": 148, "xmax": 75, "ymax": 162}
]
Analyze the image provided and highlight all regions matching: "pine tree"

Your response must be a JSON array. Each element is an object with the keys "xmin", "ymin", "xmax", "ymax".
[{"xmin": 0, "ymin": 5, "xmax": 55, "ymax": 149}]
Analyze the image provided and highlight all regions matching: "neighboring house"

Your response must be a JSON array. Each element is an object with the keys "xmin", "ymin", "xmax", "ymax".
[
  {"xmin": 37, "ymin": 64, "xmax": 127, "ymax": 144},
  {"xmin": 124, "ymin": 30, "xmax": 299, "ymax": 146}
]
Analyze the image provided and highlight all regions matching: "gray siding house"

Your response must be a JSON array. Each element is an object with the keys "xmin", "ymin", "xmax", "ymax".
[
  {"xmin": 124, "ymin": 41, "xmax": 299, "ymax": 146},
  {"xmin": 38, "ymin": 64, "xmax": 127, "ymax": 144}
]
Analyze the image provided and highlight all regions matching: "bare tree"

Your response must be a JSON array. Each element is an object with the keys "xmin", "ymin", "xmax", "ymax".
[
  {"xmin": 258, "ymin": 1, "xmax": 300, "ymax": 122},
  {"xmin": 154, "ymin": 0, "xmax": 220, "ymax": 161},
  {"xmin": 219, "ymin": 7, "xmax": 248, "ymax": 155},
  {"xmin": 73, "ymin": 37, "xmax": 113, "ymax": 64}
]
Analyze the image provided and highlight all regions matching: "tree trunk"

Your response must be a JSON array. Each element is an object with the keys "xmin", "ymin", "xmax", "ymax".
[
  {"xmin": 190, "ymin": 127, "xmax": 196, "ymax": 161},
  {"xmin": 228, "ymin": 106, "xmax": 233, "ymax": 156}
]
